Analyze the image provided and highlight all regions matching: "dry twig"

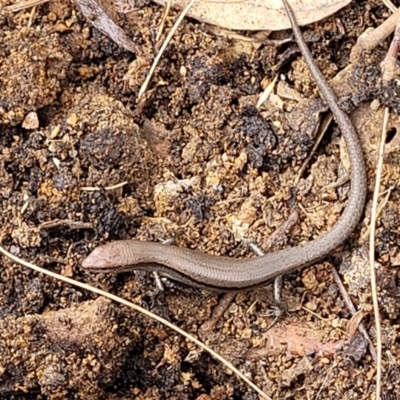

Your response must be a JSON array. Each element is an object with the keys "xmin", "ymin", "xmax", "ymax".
[
  {"xmin": 369, "ymin": 107, "xmax": 390, "ymax": 400},
  {"xmin": 331, "ymin": 268, "xmax": 376, "ymax": 360},
  {"xmin": 4, "ymin": 0, "xmax": 49, "ymax": 11},
  {"xmin": 294, "ymin": 114, "xmax": 333, "ymax": 185},
  {"xmin": 352, "ymin": 6, "xmax": 400, "ymax": 57},
  {"xmin": 138, "ymin": 0, "xmax": 197, "ymax": 99}
]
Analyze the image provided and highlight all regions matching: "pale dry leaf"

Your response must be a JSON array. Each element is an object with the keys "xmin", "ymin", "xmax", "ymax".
[
  {"xmin": 152, "ymin": 0, "xmax": 352, "ymax": 31},
  {"xmin": 76, "ymin": 0, "xmax": 137, "ymax": 52}
]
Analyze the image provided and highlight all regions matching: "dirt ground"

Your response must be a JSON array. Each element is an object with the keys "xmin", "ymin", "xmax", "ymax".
[{"xmin": 0, "ymin": 0, "xmax": 400, "ymax": 399}]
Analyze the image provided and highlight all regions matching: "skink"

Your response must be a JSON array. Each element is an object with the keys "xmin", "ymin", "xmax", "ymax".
[{"xmin": 82, "ymin": 0, "xmax": 367, "ymax": 291}]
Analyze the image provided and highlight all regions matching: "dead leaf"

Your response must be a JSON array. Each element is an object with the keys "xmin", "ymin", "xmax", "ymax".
[
  {"xmin": 76, "ymin": 0, "xmax": 137, "ymax": 52},
  {"xmin": 152, "ymin": 0, "xmax": 352, "ymax": 31},
  {"xmin": 347, "ymin": 309, "xmax": 369, "ymax": 337},
  {"xmin": 246, "ymin": 322, "xmax": 344, "ymax": 359}
]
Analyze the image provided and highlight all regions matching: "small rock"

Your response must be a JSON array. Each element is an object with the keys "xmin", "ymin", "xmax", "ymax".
[{"xmin": 22, "ymin": 112, "xmax": 39, "ymax": 130}]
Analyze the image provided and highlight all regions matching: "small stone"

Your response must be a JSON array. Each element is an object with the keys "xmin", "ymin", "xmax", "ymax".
[
  {"xmin": 49, "ymin": 125, "xmax": 61, "ymax": 139},
  {"xmin": 66, "ymin": 113, "xmax": 78, "ymax": 126},
  {"xmin": 22, "ymin": 112, "xmax": 39, "ymax": 130}
]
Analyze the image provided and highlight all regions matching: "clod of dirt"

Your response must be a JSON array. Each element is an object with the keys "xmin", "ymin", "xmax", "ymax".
[
  {"xmin": 0, "ymin": 297, "xmax": 139, "ymax": 398},
  {"xmin": 0, "ymin": 27, "xmax": 72, "ymax": 126}
]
